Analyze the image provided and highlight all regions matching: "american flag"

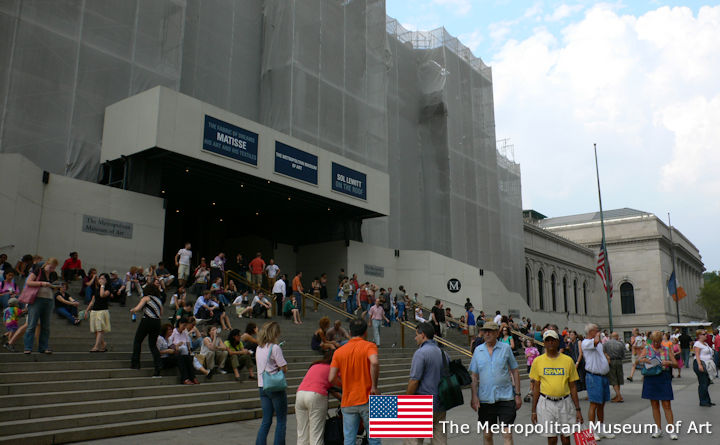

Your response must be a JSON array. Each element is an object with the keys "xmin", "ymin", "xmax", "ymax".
[
  {"xmin": 596, "ymin": 240, "xmax": 613, "ymax": 295},
  {"xmin": 369, "ymin": 395, "xmax": 434, "ymax": 438}
]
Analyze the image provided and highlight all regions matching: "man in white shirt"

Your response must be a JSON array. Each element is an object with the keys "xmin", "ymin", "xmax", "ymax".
[
  {"xmin": 493, "ymin": 311, "xmax": 503, "ymax": 325},
  {"xmin": 174, "ymin": 242, "xmax": 192, "ymax": 287},
  {"xmin": 581, "ymin": 323, "xmax": 615, "ymax": 440},
  {"xmin": 271, "ymin": 274, "xmax": 287, "ymax": 317},
  {"xmin": 251, "ymin": 291, "xmax": 272, "ymax": 318},
  {"xmin": 264, "ymin": 259, "xmax": 280, "ymax": 291}
]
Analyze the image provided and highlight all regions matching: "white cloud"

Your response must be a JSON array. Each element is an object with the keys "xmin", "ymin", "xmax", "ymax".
[
  {"xmin": 490, "ymin": 4, "xmax": 720, "ymax": 266},
  {"xmin": 432, "ymin": 0, "xmax": 473, "ymax": 15},
  {"xmin": 544, "ymin": 4, "xmax": 584, "ymax": 22}
]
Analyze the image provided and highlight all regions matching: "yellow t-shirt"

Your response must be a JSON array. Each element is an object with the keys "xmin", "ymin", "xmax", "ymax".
[{"xmin": 529, "ymin": 353, "xmax": 579, "ymax": 397}]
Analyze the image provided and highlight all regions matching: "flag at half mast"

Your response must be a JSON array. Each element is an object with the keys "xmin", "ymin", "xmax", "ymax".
[
  {"xmin": 596, "ymin": 240, "xmax": 613, "ymax": 295},
  {"xmin": 667, "ymin": 271, "xmax": 687, "ymax": 302}
]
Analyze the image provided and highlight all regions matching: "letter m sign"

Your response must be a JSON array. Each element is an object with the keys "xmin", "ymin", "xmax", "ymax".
[{"xmin": 447, "ymin": 278, "xmax": 461, "ymax": 293}]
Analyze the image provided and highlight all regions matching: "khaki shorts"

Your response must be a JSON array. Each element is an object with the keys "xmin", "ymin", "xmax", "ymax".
[
  {"xmin": 178, "ymin": 263, "xmax": 190, "ymax": 280},
  {"xmin": 607, "ymin": 359, "xmax": 624, "ymax": 386},
  {"xmin": 536, "ymin": 395, "xmax": 575, "ymax": 437},
  {"xmin": 89, "ymin": 310, "xmax": 111, "ymax": 332}
]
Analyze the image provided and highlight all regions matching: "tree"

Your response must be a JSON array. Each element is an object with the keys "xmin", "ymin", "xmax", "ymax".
[{"xmin": 697, "ymin": 271, "xmax": 720, "ymax": 325}]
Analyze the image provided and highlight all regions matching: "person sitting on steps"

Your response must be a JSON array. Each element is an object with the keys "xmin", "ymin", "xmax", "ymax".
[
  {"xmin": 311, "ymin": 317, "xmax": 340, "ymax": 353},
  {"xmin": 283, "ymin": 294, "xmax": 301, "ymax": 324},
  {"xmin": 224, "ymin": 328, "xmax": 256, "ymax": 381}
]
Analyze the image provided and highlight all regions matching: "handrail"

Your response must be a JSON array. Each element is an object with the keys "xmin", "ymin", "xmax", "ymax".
[
  {"xmin": 225, "ymin": 270, "xmax": 480, "ymax": 355},
  {"xmin": 301, "ymin": 290, "xmax": 358, "ymax": 321},
  {"xmin": 400, "ymin": 320, "xmax": 472, "ymax": 358},
  {"xmin": 411, "ymin": 301, "xmax": 543, "ymax": 347},
  {"xmin": 225, "ymin": 270, "xmax": 357, "ymax": 321}
]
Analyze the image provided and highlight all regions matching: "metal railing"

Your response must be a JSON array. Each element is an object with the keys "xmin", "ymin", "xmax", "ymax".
[
  {"xmin": 222, "ymin": 271, "xmax": 517, "ymax": 354},
  {"xmin": 399, "ymin": 320, "xmax": 472, "ymax": 358},
  {"xmin": 410, "ymin": 301, "xmax": 544, "ymax": 348},
  {"xmin": 224, "ymin": 270, "xmax": 355, "ymax": 321}
]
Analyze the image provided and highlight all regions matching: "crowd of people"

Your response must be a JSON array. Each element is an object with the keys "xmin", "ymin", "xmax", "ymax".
[{"xmin": 2, "ymin": 248, "xmax": 719, "ymax": 445}]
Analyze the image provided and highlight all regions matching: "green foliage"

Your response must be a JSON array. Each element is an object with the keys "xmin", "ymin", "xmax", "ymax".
[{"xmin": 698, "ymin": 271, "xmax": 720, "ymax": 324}]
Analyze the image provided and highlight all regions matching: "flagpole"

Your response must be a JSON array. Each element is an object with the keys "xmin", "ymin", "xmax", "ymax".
[
  {"xmin": 594, "ymin": 143, "xmax": 613, "ymax": 332},
  {"xmin": 668, "ymin": 213, "xmax": 681, "ymax": 323}
]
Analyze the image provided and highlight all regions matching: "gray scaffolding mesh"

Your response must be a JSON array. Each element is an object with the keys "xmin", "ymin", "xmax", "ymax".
[{"xmin": 0, "ymin": 0, "xmax": 524, "ymax": 294}]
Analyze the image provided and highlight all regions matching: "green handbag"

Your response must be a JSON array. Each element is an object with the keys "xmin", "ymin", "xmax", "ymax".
[{"xmin": 437, "ymin": 350, "xmax": 464, "ymax": 411}]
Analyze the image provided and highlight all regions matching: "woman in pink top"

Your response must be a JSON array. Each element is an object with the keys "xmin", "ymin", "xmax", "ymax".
[
  {"xmin": 295, "ymin": 351, "xmax": 341, "ymax": 445},
  {"xmin": 523, "ymin": 339, "xmax": 540, "ymax": 402}
]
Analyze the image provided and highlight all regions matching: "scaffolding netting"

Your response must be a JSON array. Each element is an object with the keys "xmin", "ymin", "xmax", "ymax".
[{"xmin": 0, "ymin": 0, "xmax": 523, "ymax": 294}]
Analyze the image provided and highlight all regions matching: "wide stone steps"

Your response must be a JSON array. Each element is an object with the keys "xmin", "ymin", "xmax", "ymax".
[
  {"xmin": 0, "ymin": 382, "xmax": 409, "ymax": 445},
  {"xmin": 0, "ymin": 283, "xmax": 485, "ymax": 444}
]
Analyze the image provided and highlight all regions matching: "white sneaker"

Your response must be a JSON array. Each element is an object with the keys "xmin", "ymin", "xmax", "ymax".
[
  {"xmin": 594, "ymin": 433, "xmax": 601, "ymax": 441},
  {"xmin": 651, "ymin": 431, "xmax": 663, "ymax": 438},
  {"xmin": 601, "ymin": 432, "xmax": 616, "ymax": 439},
  {"xmin": 670, "ymin": 433, "xmax": 678, "ymax": 440}
]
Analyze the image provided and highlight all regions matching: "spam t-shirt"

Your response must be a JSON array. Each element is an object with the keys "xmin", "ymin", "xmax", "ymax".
[{"xmin": 528, "ymin": 353, "xmax": 579, "ymax": 397}]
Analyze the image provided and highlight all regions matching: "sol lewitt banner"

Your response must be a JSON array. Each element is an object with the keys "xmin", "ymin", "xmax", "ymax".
[
  {"xmin": 332, "ymin": 162, "xmax": 367, "ymax": 200},
  {"xmin": 274, "ymin": 141, "xmax": 318, "ymax": 185},
  {"xmin": 202, "ymin": 115, "xmax": 258, "ymax": 166}
]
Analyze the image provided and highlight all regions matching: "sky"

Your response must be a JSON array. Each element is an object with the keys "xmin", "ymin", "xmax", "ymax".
[{"xmin": 387, "ymin": 0, "xmax": 720, "ymax": 272}]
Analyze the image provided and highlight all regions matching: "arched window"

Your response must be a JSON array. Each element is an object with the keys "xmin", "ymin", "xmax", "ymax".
[
  {"xmin": 551, "ymin": 274, "xmax": 557, "ymax": 312},
  {"xmin": 573, "ymin": 279, "xmax": 578, "ymax": 314},
  {"xmin": 563, "ymin": 276, "xmax": 568, "ymax": 312},
  {"xmin": 583, "ymin": 281, "xmax": 588, "ymax": 315},
  {"xmin": 620, "ymin": 282, "xmax": 636, "ymax": 314},
  {"xmin": 538, "ymin": 270, "xmax": 544, "ymax": 310},
  {"xmin": 525, "ymin": 267, "xmax": 531, "ymax": 306}
]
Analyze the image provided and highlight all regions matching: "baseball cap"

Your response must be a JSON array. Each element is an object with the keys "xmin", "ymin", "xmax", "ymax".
[{"xmin": 543, "ymin": 330, "xmax": 559, "ymax": 340}]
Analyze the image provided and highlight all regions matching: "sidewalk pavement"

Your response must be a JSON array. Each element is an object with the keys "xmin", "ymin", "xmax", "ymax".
[{"xmin": 79, "ymin": 362, "xmax": 718, "ymax": 444}]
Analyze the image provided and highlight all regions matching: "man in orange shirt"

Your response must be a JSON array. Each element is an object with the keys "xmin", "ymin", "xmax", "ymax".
[
  {"xmin": 248, "ymin": 252, "xmax": 266, "ymax": 289},
  {"xmin": 328, "ymin": 319, "xmax": 380, "ymax": 445},
  {"xmin": 292, "ymin": 271, "xmax": 304, "ymax": 312}
]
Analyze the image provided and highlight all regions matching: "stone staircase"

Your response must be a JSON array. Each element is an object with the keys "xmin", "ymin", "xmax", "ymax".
[{"xmin": 0, "ymin": 285, "xmax": 486, "ymax": 444}]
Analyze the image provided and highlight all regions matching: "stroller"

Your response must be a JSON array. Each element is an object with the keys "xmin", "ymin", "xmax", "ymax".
[{"xmin": 324, "ymin": 387, "xmax": 368, "ymax": 445}]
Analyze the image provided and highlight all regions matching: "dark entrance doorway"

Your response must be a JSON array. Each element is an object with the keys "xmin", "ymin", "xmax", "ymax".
[{"xmin": 100, "ymin": 148, "xmax": 382, "ymax": 267}]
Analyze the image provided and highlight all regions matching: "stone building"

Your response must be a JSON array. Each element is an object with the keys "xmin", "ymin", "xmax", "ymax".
[{"xmin": 535, "ymin": 208, "xmax": 706, "ymax": 339}]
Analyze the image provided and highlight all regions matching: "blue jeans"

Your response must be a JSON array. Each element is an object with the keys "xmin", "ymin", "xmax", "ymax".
[
  {"xmin": 55, "ymin": 306, "xmax": 78, "ymax": 324},
  {"xmin": 693, "ymin": 360, "xmax": 712, "ymax": 405},
  {"xmin": 371, "ymin": 319, "xmax": 382, "ymax": 346},
  {"xmin": 682, "ymin": 348, "xmax": 691, "ymax": 368},
  {"xmin": 24, "ymin": 297, "xmax": 54, "ymax": 352},
  {"xmin": 84, "ymin": 286, "xmax": 93, "ymax": 304},
  {"xmin": 341, "ymin": 403, "xmax": 380, "ymax": 445},
  {"xmin": 0, "ymin": 293, "xmax": 10, "ymax": 309},
  {"xmin": 714, "ymin": 351, "xmax": 720, "ymax": 377},
  {"xmin": 346, "ymin": 297, "xmax": 356, "ymax": 315},
  {"xmin": 256, "ymin": 388, "xmax": 287, "ymax": 445},
  {"xmin": 293, "ymin": 291, "xmax": 303, "ymax": 313}
]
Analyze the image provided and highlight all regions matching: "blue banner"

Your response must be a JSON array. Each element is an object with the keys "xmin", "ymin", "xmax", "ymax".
[
  {"xmin": 332, "ymin": 162, "xmax": 367, "ymax": 200},
  {"xmin": 274, "ymin": 141, "xmax": 318, "ymax": 185},
  {"xmin": 202, "ymin": 115, "xmax": 258, "ymax": 166}
]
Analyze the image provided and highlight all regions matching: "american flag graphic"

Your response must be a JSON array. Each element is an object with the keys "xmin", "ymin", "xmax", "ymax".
[
  {"xmin": 369, "ymin": 395, "xmax": 434, "ymax": 438},
  {"xmin": 596, "ymin": 240, "xmax": 613, "ymax": 295}
]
